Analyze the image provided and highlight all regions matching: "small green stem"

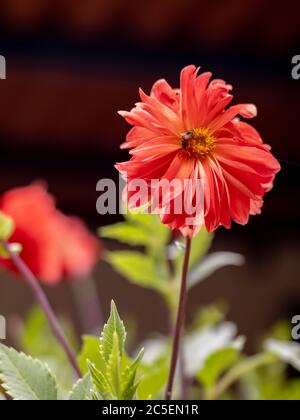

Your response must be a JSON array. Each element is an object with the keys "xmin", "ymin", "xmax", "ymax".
[{"xmin": 208, "ymin": 352, "xmax": 276, "ymax": 400}]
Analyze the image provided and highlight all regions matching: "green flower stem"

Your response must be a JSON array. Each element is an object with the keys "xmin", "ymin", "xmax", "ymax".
[
  {"xmin": 1, "ymin": 240, "xmax": 82, "ymax": 378},
  {"xmin": 207, "ymin": 352, "xmax": 276, "ymax": 400},
  {"xmin": 165, "ymin": 236, "xmax": 192, "ymax": 400}
]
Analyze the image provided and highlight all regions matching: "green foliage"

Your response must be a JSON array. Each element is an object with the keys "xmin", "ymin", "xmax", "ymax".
[
  {"xmin": 191, "ymin": 302, "xmax": 227, "ymax": 330},
  {"xmin": 240, "ymin": 355, "xmax": 300, "ymax": 400},
  {"xmin": 68, "ymin": 374, "xmax": 94, "ymax": 401},
  {"xmin": 101, "ymin": 211, "xmax": 172, "ymax": 298},
  {"xmin": 197, "ymin": 347, "xmax": 240, "ymax": 389},
  {"xmin": 259, "ymin": 378, "xmax": 300, "ymax": 400},
  {"xmin": 21, "ymin": 306, "xmax": 77, "ymax": 358},
  {"xmin": 100, "ymin": 301, "xmax": 126, "ymax": 362},
  {"xmin": 100, "ymin": 223, "xmax": 151, "ymax": 248},
  {"xmin": 105, "ymin": 251, "xmax": 168, "ymax": 294},
  {"xmin": 100, "ymin": 212, "xmax": 215, "ymax": 314},
  {"xmin": 78, "ymin": 335, "xmax": 105, "ymax": 374},
  {"xmin": 83, "ymin": 301, "xmax": 144, "ymax": 400},
  {"xmin": 99, "ymin": 210, "xmax": 169, "ymax": 254},
  {"xmin": 121, "ymin": 349, "xmax": 144, "ymax": 400},
  {"xmin": 138, "ymin": 358, "xmax": 169, "ymax": 400},
  {"xmin": 0, "ymin": 344, "xmax": 57, "ymax": 400},
  {"xmin": 0, "ymin": 302, "xmax": 144, "ymax": 401},
  {"xmin": 2, "ymin": 298, "xmax": 300, "ymax": 400},
  {"xmin": 20, "ymin": 306, "xmax": 77, "ymax": 392},
  {"xmin": 264, "ymin": 320, "xmax": 294, "ymax": 342}
]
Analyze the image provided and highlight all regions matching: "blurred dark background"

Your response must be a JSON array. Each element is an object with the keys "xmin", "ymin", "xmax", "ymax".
[{"xmin": 0, "ymin": 0, "xmax": 299, "ymax": 351}]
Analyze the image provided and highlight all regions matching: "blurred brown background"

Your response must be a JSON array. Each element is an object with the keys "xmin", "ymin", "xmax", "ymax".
[{"xmin": 0, "ymin": 0, "xmax": 299, "ymax": 350}]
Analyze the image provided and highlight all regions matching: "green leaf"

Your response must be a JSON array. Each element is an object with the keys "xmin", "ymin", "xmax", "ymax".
[
  {"xmin": 85, "ymin": 301, "xmax": 143, "ymax": 400},
  {"xmin": 191, "ymin": 302, "xmax": 227, "ymax": 330},
  {"xmin": 0, "ymin": 344, "xmax": 57, "ymax": 400},
  {"xmin": 121, "ymin": 348, "xmax": 144, "ymax": 400},
  {"xmin": 87, "ymin": 361, "xmax": 112, "ymax": 400},
  {"xmin": 197, "ymin": 347, "xmax": 240, "ymax": 388},
  {"xmin": 78, "ymin": 335, "xmax": 105, "ymax": 375},
  {"xmin": 100, "ymin": 223, "xmax": 151, "ymax": 247},
  {"xmin": 106, "ymin": 332, "xmax": 121, "ymax": 398},
  {"xmin": 252, "ymin": 371, "xmax": 300, "ymax": 400},
  {"xmin": 124, "ymin": 211, "xmax": 170, "ymax": 249},
  {"xmin": 68, "ymin": 374, "xmax": 94, "ymax": 400},
  {"xmin": 138, "ymin": 359, "xmax": 169, "ymax": 400},
  {"xmin": 100, "ymin": 210, "xmax": 170, "ymax": 253},
  {"xmin": 105, "ymin": 251, "xmax": 167, "ymax": 293},
  {"xmin": 21, "ymin": 306, "xmax": 77, "ymax": 393},
  {"xmin": 277, "ymin": 379, "xmax": 300, "ymax": 400},
  {"xmin": 265, "ymin": 320, "xmax": 292, "ymax": 342},
  {"xmin": 100, "ymin": 301, "xmax": 126, "ymax": 363}
]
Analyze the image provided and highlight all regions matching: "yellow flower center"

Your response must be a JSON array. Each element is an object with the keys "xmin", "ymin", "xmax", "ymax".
[{"xmin": 181, "ymin": 128, "xmax": 215, "ymax": 160}]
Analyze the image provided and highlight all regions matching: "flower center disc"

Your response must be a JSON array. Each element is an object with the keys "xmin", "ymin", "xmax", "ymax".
[{"xmin": 181, "ymin": 128, "xmax": 215, "ymax": 160}]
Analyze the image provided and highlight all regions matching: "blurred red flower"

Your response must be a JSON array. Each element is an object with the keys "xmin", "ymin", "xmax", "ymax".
[
  {"xmin": 116, "ymin": 65, "xmax": 280, "ymax": 237},
  {"xmin": 0, "ymin": 184, "xmax": 100, "ymax": 285}
]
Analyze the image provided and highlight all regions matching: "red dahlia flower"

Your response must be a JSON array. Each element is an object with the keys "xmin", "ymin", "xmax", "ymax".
[
  {"xmin": 0, "ymin": 184, "xmax": 100, "ymax": 284},
  {"xmin": 116, "ymin": 65, "xmax": 280, "ymax": 237}
]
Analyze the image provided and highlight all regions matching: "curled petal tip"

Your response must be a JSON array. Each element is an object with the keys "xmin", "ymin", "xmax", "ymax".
[{"xmin": 241, "ymin": 104, "xmax": 257, "ymax": 118}]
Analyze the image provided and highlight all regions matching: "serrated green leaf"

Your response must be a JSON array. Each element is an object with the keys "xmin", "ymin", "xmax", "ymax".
[
  {"xmin": 87, "ymin": 361, "xmax": 112, "ymax": 400},
  {"xmin": 122, "ymin": 379, "xmax": 140, "ymax": 401},
  {"xmin": 0, "ymin": 344, "xmax": 57, "ymax": 400},
  {"xmin": 91, "ymin": 390, "xmax": 100, "ymax": 400},
  {"xmin": 106, "ymin": 332, "xmax": 121, "ymax": 398},
  {"xmin": 121, "ymin": 348, "xmax": 144, "ymax": 400},
  {"xmin": 77, "ymin": 335, "xmax": 105, "ymax": 375},
  {"xmin": 100, "ymin": 301, "xmax": 126, "ymax": 363},
  {"xmin": 105, "ymin": 251, "xmax": 167, "ymax": 293},
  {"xmin": 84, "ymin": 302, "xmax": 143, "ymax": 401},
  {"xmin": 20, "ymin": 306, "xmax": 77, "ymax": 393},
  {"xmin": 68, "ymin": 374, "xmax": 94, "ymax": 400},
  {"xmin": 197, "ymin": 347, "xmax": 240, "ymax": 388}
]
